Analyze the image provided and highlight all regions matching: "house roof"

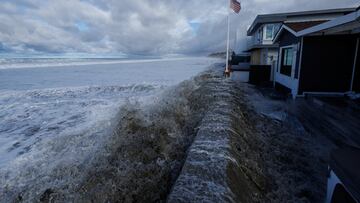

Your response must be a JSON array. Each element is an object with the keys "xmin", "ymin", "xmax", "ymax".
[
  {"xmin": 297, "ymin": 8, "xmax": 360, "ymax": 36},
  {"xmin": 273, "ymin": 6, "xmax": 360, "ymax": 42},
  {"xmin": 247, "ymin": 7, "xmax": 357, "ymax": 36},
  {"xmin": 284, "ymin": 21, "xmax": 328, "ymax": 32},
  {"xmin": 273, "ymin": 21, "xmax": 330, "ymax": 43}
]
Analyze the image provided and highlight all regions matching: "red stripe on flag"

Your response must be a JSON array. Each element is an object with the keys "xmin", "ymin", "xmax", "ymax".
[{"xmin": 230, "ymin": 0, "xmax": 241, "ymax": 13}]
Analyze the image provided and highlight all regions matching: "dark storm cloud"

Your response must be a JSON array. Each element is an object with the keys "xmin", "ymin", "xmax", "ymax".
[{"xmin": 0, "ymin": 0, "xmax": 358, "ymax": 55}]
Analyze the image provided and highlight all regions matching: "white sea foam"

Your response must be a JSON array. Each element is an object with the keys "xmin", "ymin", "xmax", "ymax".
[
  {"xmin": 0, "ymin": 58, "xmax": 220, "ymax": 201},
  {"xmin": 0, "ymin": 84, "xmax": 160, "ymax": 167},
  {"xmin": 0, "ymin": 57, "xmax": 210, "ymax": 70}
]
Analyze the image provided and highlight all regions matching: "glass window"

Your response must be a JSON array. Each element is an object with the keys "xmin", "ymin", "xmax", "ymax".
[
  {"xmin": 280, "ymin": 48, "xmax": 293, "ymax": 76},
  {"xmin": 265, "ymin": 25, "xmax": 274, "ymax": 40},
  {"xmin": 283, "ymin": 48, "xmax": 293, "ymax": 66}
]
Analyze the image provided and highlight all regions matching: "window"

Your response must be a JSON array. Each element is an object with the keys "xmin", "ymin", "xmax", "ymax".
[
  {"xmin": 265, "ymin": 25, "xmax": 274, "ymax": 40},
  {"xmin": 283, "ymin": 48, "xmax": 293, "ymax": 66},
  {"xmin": 280, "ymin": 48, "xmax": 293, "ymax": 76}
]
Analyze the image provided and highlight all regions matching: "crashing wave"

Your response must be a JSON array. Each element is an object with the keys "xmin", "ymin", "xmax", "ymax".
[{"xmin": 0, "ymin": 64, "xmax": 222, "ymax": 202}]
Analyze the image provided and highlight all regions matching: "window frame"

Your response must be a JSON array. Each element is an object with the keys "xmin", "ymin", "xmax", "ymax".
[
  {"xmin": 264, "ymin": 24, "xmax": 275, "ymax": 40},
  {"xmin": 280, "ymin": 47, "xmax": 294, "ymax": 76}
]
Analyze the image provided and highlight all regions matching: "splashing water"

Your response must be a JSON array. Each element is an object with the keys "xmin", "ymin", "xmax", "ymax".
[{"xmin": 0, "ymin": 58, "xmax": 220, "ymax": 202}]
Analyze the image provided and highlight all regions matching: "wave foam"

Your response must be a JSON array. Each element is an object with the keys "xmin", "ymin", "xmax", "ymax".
[{"xmin": 0, "ymin": 65, "xmax": 224, "ymax": 202}]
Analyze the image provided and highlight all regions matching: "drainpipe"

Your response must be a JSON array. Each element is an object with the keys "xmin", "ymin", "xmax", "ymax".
[{"xmin": 350, "ymin": 38, "xmax": 359, "ymax": 92}]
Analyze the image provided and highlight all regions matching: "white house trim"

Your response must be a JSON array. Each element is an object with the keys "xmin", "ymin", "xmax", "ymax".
[
  {"xmin": 293, "ymin": 38, "xmax": 304, "ymax": 97},
  {"xmin": 297, "ymin": 37, "xmax": 304, "ymax": 81},
  {"xmin": 273, "ymin": 25, "xmax": 299, "ymax": 42},
  {"xmin": 275, "ymin": 44, "xmax": 299, "ymax": 98}
]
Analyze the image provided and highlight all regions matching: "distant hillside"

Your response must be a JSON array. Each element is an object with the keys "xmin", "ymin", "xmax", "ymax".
[
  {"xmin": 208, "ymin": 49, "xmax": 236, "ymax": 59},
  {"xmin": 208, "ymin": 52, "xmax": 226, "ymax": 58}
]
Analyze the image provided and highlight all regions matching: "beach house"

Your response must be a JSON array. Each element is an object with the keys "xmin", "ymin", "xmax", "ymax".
[
  {"xmin": 273, "ymin": 7, "xmax": 360, "ymax": 98},
  {"xmin": 246, "ymin": 8, "xmax": 356, "ymax": 85}
]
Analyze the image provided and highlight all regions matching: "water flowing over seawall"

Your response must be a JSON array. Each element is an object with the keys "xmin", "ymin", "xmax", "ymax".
[
  {"xmin": 65, "ymin": 69, "xmax": 221, "ymax": 202},
  {"xmin": 1, "ymin": 61, "xmax": 324, "ymax": 203},
  {"xmin": 0, "ymin": 64, "xmax": 220, "ymax": 201},
  {"xmin": 0, "ymin": 57, "xmax": 216, "ymax": 202},
  {"xmin": 1, "ymin": 63, "xmax": 268, "ymax": 202},
  {"xmin": 167, "ymin": 68, "xmax": 266, "ymax": 202}
]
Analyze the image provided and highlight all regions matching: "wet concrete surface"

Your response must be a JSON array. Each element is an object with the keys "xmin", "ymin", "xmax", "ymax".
[
  {"xmin": 169, "ymin": 71, "xmax": 360, "ymax": 202},
  {"xmin": 288, "ymin": 96, "xmax": 360, "ymax": 147}
]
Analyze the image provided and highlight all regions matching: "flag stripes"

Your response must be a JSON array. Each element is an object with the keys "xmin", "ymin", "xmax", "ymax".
[{"xmin": 230, "ymin": 0, "xmax": 241, "ymax": 13}]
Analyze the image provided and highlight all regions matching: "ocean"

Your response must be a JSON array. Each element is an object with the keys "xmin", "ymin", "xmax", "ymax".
[{"xmin": 0, "ymin": 57, "xmax": 219, "ymax": 201}]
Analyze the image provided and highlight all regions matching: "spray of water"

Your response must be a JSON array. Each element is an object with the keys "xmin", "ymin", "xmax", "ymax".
[{"xmin": 0, "ymin": 65, "xmax": 223, "ymax": 202}]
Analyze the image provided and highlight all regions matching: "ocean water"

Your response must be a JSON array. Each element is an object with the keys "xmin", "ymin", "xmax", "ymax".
[{"xmin": 0, "ymin": 57, "xmax": 219, "ymax": 201}]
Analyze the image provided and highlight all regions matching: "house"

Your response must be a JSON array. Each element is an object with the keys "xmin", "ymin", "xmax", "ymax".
[
  {"xmin": 273, "ymin": 6, "xmax": 360, "ymax": 98},
  {"xmin": 246, "ymin": 8, "xmax": 356, "ymax": 80}
]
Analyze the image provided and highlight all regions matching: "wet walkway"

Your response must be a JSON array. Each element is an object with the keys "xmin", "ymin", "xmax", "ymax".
[
  {"xmin": 288, "ymin": 97, "xmax": 360, "ymax": 147},
  {"xmin": 239, "ymin": 84, "xmax": 360, "ymax": 202}
]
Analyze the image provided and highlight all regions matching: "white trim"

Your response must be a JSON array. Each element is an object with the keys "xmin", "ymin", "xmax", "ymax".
[
  {"xmin": 326, "ymin": 169, "xmax": 358, "ymax": 203},
  {"xmin": 277, "ymin": 47, "xmax": 282, "ymax": 73},
  {"xmin": 291, "ymin": 46, "xmax": 298, "ymax": 79},
  {"xmin": 296, "ymin": 38, "xmax": 304, "ymax": 95},
  {"xmin": 285, "ymin": 18, "xmax": 340, "ymax": 23},
  {"xmin": 298, "ymin": 9, "xmax": 360, "ymax": 36},
  {"xmin": 297, "ymin": 37, "xmax": 304, "ymax": 80},
  {"xmin": 279, "ymin": 44, "xmax": 294, "ymax": 49},
  {"xmin": 326, "ymin": 170, "xmax": 342, "ymax": 203},
  {"xmin": 283, "ymin": 25, "xmax": 298, "ymax": 36},
  {"xmin": 350, "ymin": 38, "xmax": 359, "ymax": 92},
  {"xmin": 264, "ymin": 24, "xmax": 275, "ymax": 40},
  {"xmin": 273, "ymin": 25, "xmax": 298, "ymax": 42},
  {"xmin": 275, "ymin": 45, "xmax": 299, "ymax": 98}
]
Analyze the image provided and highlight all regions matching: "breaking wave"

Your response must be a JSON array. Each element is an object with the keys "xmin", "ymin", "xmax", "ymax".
[{"xmin": 0, "ymin": 65, "xmax": 224, "ymax": 202}]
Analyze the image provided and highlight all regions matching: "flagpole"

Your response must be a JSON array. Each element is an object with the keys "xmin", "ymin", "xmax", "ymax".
[
  {"xmin": 225, "ymin": 0, "xmax": 231, "ymax": 75},
  {"xmin": 234, "ymin": 28, "xmax": 238, "ymax": 53}
]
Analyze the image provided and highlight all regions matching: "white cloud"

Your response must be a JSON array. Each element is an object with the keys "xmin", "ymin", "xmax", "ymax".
[{"xmin": 0, "ymin": 0, "xmax": 358, "ymax": 55}]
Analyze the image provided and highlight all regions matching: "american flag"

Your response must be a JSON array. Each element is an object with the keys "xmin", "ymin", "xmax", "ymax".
[{"xmin": 230, "ymin": 0, "xmax": 241, "ymax": 13}]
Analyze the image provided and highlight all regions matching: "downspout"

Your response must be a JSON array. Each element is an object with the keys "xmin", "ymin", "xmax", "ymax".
[{"xmin": 350, "ymin": 38, "xmax": 359, "ymax": 92}]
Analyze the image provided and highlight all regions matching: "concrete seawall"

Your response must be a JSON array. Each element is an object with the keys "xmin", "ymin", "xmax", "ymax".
[
  {"xmin": 167, "ymin": 64, "xmax": 328, "ymax": 202},
  {"xmin": 168, "ymin": 67, "xmax": 266, "ymax": 202}
]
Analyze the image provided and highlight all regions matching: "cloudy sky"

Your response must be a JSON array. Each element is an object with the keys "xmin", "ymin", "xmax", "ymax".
[{"xmin": 0, "ymin": 0, "xmax": 358, "ymax": 56}]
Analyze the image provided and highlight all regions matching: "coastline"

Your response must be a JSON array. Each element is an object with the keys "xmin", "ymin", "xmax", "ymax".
[
  {"xmin": 1, "ymin": 62, "xmax": 336, "ymax": 202},
  {"xmin": 0, "ymin": 57, "xmax": 212, "ymax": 70}
]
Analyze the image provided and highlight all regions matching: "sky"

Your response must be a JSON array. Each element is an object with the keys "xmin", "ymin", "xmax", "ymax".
[{"xmin": 0, "ymin": 0, "xmax": 359, "ymax": 57}]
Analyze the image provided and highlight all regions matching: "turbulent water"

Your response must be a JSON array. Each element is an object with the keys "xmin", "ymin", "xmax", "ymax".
[
  {"xmin": 0, "ymin": 57, "xmax": 219, "ymax": 202},
  {"xmin": 0, "ymin": 58, "xmax": 328, "ymax": 202},
  {"xmin": 0, "ymin": 57, "xmax": 185, "ymax": 70}
]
